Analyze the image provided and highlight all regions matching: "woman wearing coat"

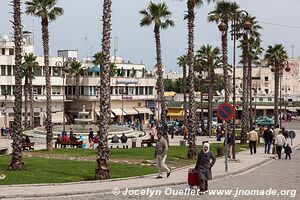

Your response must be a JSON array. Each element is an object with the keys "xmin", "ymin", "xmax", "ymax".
[{"xmin": 194, "ymin": 143, "xmax": 216, "ymax": 193}]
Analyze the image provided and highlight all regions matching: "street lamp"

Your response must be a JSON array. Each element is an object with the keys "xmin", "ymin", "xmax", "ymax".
[
  {"xmin": 55, "ymin": 60, "xmax": 70, "ymax": 134},
  {"xmin": 2, "ymin": 90, "xmax": 8, "ymax": 128},
  {"xmin": 221, "ymin": 9, "xmax": 251, "ymax": 159}
]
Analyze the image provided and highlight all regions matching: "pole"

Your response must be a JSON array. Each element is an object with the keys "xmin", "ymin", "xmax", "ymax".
[
  {"xmin": 232, "ymin": 14, "xmax": 237, "ymax": 160},
  {"xmin": 279, "ymin": 75, "xmax": 282, "ymax": 129},
  {"xmin": 122, "ymin": 94, "xmax": 124, "ymax": 125},
  {"xmin": 224, "ymin": 121, "xmax": 228, "ymax": 172},
  {"xmin": 63, "ymin": 72, "xmax": 66, "ymax": 134},
  {"xmin": 4, "ymin": 92, "xmax": 7, "ymax": 128}
]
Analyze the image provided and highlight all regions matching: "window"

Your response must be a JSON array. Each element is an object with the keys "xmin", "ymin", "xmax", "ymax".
[
  {"xmin": 127, "ymin": 70, "xmax": 130, "ymax": 77},
  {"xmin": 80, "ymin": 86, "xmax": 84, "ymax": 95},
  {"xmin": 265, "ymin": 77, "xmax": 268, "ymax": 81},
  {"xmin": 139, "ymin": 87, "xmax": 144, "ymax": 95},
  {"xmin": 128, "ymin": 87, "xmax": 134, "ymax": 95},
  {"xmin": 52, "ymin": 87, "xmax": 61, "ymax": 95},
  {"xmin": 268, "ymin": 98, "xmax": 272, "ymax": 102},
  {"xmin": 6, "ymin": 85, "xmax": 11, "ymax": 95},
  {"xmin": 149, "ymin": 87, "xmax": 153, "ymax": 95},
  {"xmin": 265, "ymin": 89, "xmax": 269, "ymax": 94},
  {"xmin": 135, "ymin": 87, "xmax": 139, "ymax": 95},
  {"xmin": 52, "ymin": 67, "xmax": 61, "ymax": 77},
  {"xmin": 9, "ymin": 49, "xmax": 14, "ymax": 55},
  {"xmin": 1, "ymin": 49, "xmax": 5, "ymax": 55},
  {"xmin": 259, "ymin": 98, "xmax": 263, "ymax": 102},
  {"xmin": 114, "ymin": 87, "xmax": 118, "ymax": 95},
  {"xmin": 110, "ymin": 87, "xmax": 113, "ymax": 95},
  {"xmin": 1, "ymin": 86, "xmax": 6, "ymax": 95},
  {"xmin": 1, "ymin": 65, "xmax": 6, "ymax": 75},
  {"xmin": 118, "ymin": 87, "xmax": 125, "ymax": 94},
  {"xmin": 33, "ymin": 67, "xmax": 42, "ymax": 76},
  {"xmin": 7, "ymin": 66, "xmax": 12, "ymax": 76},
  {"xmin": 33, "ymin": 86, "xmax": 42, "ymax": 95},
  {"xmin": 145, "ymin": 87, "xmax": 149, "ymax": 95}
]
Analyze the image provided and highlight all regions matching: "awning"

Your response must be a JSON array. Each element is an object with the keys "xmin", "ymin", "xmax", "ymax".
[
  {"xmin": 134, "ymin": 107, "xmax": 153, "ymax": 114},
  {"xmin": 122, "ymin": 108, "xmax": 138, "ymax": 115},
  {"xmin": 95, "ymin": 110, "xmax": 114, "ymax": 118},
  {"xmin": 111, "ymin": 108, "xmax": 124, "ymax": 116},
  {"xmin": 51, "ymin": 112, "xmax": 66, "ymax": 124},
  {"xmin": 87, "ymin": 66, "xmax": 100, "ymax": 73},
  {"xmin": 288, "ymin": 108, "xmax": 297, "ymax": 113},
  {"xmin": 164, "ymin": 91, "xmax": 176, "ymax": 97},
  {"xmin": 167, "ymin": 109, "xmax": 184, "ymax": 117}
]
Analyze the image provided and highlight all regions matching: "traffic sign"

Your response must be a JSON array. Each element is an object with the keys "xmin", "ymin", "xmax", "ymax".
[{"xmin": 217, "ymin": 102, "xmax": 235, "ymax": 121}]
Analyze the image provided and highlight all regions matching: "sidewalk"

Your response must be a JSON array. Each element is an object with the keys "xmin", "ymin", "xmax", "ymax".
[{"xmin": 1, "ymin": 130, "xmax": 300, "ymax": 199}]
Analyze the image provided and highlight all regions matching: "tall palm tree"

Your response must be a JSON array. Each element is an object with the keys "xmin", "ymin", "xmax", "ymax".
[
  {"xmin": 93, "ymin": 52, "xmax": 117, "ymax": 77},
  {"xmin": 70, "ymin": 61, "xmax": 86, "ymax": 115},
  {"xmin": 248, "ymin": 36, "xmax": 263, "ymax": 127},
  {"xmin": 139, "ymin": 2, "xmax": 174, "ymax": 138},
  {"xmin": 264, "ymin": 44, "xmax": 288, "ymax": 127},
  {"xmin": 184, "ymin": 0, "xmax": 215, "ymax": 143},
  {"xmin": 196, "ymin": 45, "xmax": 222, "ymax": 139},
  {"xmin": 177, "ymin": 55, "xmax": 188, "ymax": 124},
  {"xmin": 95, "ymin": 0, "xmax": 112, "ymax": 180},
  {"xmin": 238, "ymin": 15, "xmax": 262, "ymax": 143},
  {"xmin": 25, "ymin": 0, "xmax": 64, "ymax": 150},
  {"xmin": 10, "ymin": 0, "xmax": 24, "ymax": 170},
  {"xmin": 22, "ymin": 53, "xmax": 40, "ymax": 129},
  {"xmin": 208, "ymin": 1, "xmax": 239, "ymax": 103}
]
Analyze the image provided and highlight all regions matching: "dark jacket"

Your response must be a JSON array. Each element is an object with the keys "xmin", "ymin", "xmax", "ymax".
[
  {"xmin": 263, "ymin": 129, "xmax": 273, "ymax": 143},
  {"xmin": 195, "ymin": 151, "xmax": 216, "ymax": 181},
  {"xmin": 284, "ymin": 145, "xmax": 292, "ymax": 154}
]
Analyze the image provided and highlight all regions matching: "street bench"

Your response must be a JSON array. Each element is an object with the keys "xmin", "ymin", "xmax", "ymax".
[
  {"xmin": 56, "ymin": 141, "xmax": 83, "ymax": 148},
  {"xmin": 0, "ymin": 148, "xmax": 8, "ymax": 155},
  {"xmin": 22, "ymin": 143, "xmax": 35, "ymax": 151},
  {"xmin": 141, "ymin": 139, "xmax": 157, "ymax": 147},
  {"xmin": 110, "ymin": 143, "xmax": 129, "ymax": 149}
]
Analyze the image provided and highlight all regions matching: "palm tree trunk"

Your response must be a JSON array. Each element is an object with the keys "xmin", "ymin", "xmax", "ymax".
[
  {"xmin": 41, "ymin": 18, "xmax": 53, "ymax": 150},
  {"xmin": 154, "ymin": 25, "xmax": 168, "ymax": 143},
  {"xmin": 248, "ymin": 57, "xmax": 253, "ymax": 129},
  {"xmin": 76, "ymin": 75, "xmax": 80, "ymax": 114},
  {"xmin": 186, "ymin": 0, "xmax": 196, "ymax": 159},
  {"xmin": 29, "ymin": 70, "xmax": 34, "ymax": 128},
  {"xmin": 208, "ymin": 68, "xmax": 213, "ymax": 138},
  {"xmin": 241, "ymin": 34, "xmax": 249, "ymax": 144},
  {"xmin": 200, "ymin": 91, "xmax": 204, "ymax": 131},
  {"xmin": 24, "ymin": 77, "xmax": 29, "ymax": 130},
  {"xmin": 274, "ymin": 63, "xmax": 279, "ymax": 126},
  {"xmin": 222, "ymin": 28, "xmax": 229, "ymax": 102},
  {"xmin": 95, "ymin": 0, "xmax": 112, "ymax": 180},
  {"xmin": 183, "ymin": 64, "xmax": 188, "ymax": 125},
  {"xmin": 10, "ymin": 0, "xmax": 24, "ymax": 170}
]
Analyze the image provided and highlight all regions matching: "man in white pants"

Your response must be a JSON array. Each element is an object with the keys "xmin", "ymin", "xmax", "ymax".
[{"xmin": 155, "ymin": 132, "xmax": 171, "ymax": 179}]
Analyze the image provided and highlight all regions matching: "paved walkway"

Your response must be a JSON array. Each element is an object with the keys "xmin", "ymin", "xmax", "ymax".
[{"xmin": 0, "ymin": 128, "xmax": 299, "ymax": 199}]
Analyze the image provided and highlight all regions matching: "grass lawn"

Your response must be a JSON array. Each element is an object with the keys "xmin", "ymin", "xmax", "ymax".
[{"xmin": 0, "ymin": 156, "xmax": 156, "ymax": 185}]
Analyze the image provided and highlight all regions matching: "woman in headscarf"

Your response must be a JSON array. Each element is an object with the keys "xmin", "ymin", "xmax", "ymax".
[{"xmin": 194, "ymin": 143, "xmax": 216, "ymax": 193}]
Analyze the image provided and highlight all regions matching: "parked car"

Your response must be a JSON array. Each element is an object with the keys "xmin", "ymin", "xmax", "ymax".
[{"xmin": 255, "ymin": 116, "xmax": 274, "ymax": 126}]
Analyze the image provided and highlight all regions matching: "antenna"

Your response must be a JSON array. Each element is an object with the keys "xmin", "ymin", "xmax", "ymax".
[
  {"xmin": 114, "ymin": 36, "xmax": 118, "ymax": 63},
  {"xmin": 291, "ymin": 45, "xmax": 294, "ymax": 58},
  {"xmin": 84, "ymin": 37, "xmax": 88, "ymax": 59}
]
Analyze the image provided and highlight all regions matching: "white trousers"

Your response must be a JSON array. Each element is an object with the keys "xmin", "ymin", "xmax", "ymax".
[{"xmin": 156, "ymin": 155, "xmax": 170, "ymax": 177}]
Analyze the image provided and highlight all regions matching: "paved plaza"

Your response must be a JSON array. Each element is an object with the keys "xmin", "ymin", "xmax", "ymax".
[{"xmin": 0, "ymin": 122, "xmax": 299, "ymax": 199}]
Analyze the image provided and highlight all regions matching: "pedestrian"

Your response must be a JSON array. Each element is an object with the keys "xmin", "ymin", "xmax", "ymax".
[
  {"xmin": 284, "ymin": 143, "xmax": 292, "ymax": 160},
  {"xmin": 281, "ymin": 127, "xmax": 288, "ymax": 139},
  {"xmin": 275, "ymin": 131, "xmax": 286, "ymax": 159},
  {"xmin": 247, "ymin": 127, "xmax": 259, "ymax": 155},
  {"xmin": 224, "ymin": 132, "xmax": 233, "ymax": 158},
  {"xmin": 194, "ymin": 143, "xmax": 216, "ymax": 194},
  {"xmin": 88, "ymin": 128, "xmax": 94, "ymax": 148},
  {"xmin": 154, "ymin": 131, "xmax": 171, "ymax": 179},
  {"xmin": 263, "ymin": 126, "xmax": 274, "ymax": 154}
]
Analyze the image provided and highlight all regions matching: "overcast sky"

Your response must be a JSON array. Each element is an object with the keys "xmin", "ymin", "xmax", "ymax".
[{"xmin": 1, "ymin": 0, "xmax": 300, "ymax": 73}]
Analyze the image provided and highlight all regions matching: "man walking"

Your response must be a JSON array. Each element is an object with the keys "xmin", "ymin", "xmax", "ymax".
[
  {"xmin": 155, "ymin": 132, "xmax": 171, "ymax": 179},
  {"xmin": 248, "ymin": 127, "xmax": 259, "ymax": 155},
  {"xmin": 263, "ymin": 126, "xmax": 274, "ymax": 154},
  {"xmin": 275, "ymin": 131, "xmax": 286, "ymax": 159}
]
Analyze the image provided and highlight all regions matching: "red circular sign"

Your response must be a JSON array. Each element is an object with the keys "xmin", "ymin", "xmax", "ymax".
[{"xmin": 217, "ymin": 102, "xmax": 235, "ymax": 121}]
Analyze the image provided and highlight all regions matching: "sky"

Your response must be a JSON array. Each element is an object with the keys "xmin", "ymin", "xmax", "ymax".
[{"xmin": 1, "ymin": 0, "xmax": 300, "ymax": 73}]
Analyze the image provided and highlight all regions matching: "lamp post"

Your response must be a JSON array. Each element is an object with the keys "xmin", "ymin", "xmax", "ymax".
[
  {"xmin": 3, "ymin": 90, "xmax": 8, "ymax": 128},
  {"xmin": 56, "ymin": 60, "xmax": 70, "ymax": 134},
  {"xmin": 219, "ymin": 10, "xmax": 251, "ymax": 159}
]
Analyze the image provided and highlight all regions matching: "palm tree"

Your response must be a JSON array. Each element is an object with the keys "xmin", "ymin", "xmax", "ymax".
[
  {"xmin": 177, "ymin": 55, "xmax": 188, "ymax": 124},
  {"xmin": 208, "ymin": 1, "xmax": 239, "ymax": 103},
  {"xmin": 95, "ymin": 0, "xmax": 112, "ymax": 180},
  {"xmin": 139, "ymin": 2, "xmax": 174, "ymax": 139},
  {"xmin": 93, "ymin": 52, "xmax": 117, "ymax": 77},
  {"xmin": 10, "ymin": 0, "xmax": 24, "ymax": 170},
  {"xmin": 25, "ymin": 0, "xmax": 64, "ymax": 150},
  {"xmin": 196, "ymin": 45, "xmax": 222, "ymax": 139},
  {"xmin": 264, "ymin": 44, "xmax": 288, "ymax": 127},
  {"xmin": 70, "ymin": 61, "xmax": 86, "ymax": 115},
  {"xmin": 238, "ymin": 15, "xmax": 262, "ymax": 143},
  {"xmin": 22, "ymin": 53, "xmax": 40, "ymax": 129},
  {"xmin": 184, "ymin": 0, "xmax": 215, "ymax": 145}
]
